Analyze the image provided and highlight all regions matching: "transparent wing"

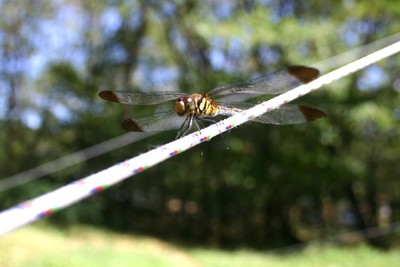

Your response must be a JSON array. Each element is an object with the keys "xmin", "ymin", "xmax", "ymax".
[
  {"xmin": 208, "ymin": 66, "xmax": 319, "ymax": 97},
  {"xmin": 219, "ymin": 102, "xmax": 325, "ymax": 125},
  {"xmin": 99, "ymin": 66, "xmax": 318, "ymax": 104},
  {"xmin": 99, "ymin": 90, "xmax": 186, "ymax": 105},
  {"xmin": 122, "ymin": 111, "xmax": 187, "ymax": 132}
]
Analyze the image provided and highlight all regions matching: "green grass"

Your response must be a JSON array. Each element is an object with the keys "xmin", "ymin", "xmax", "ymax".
[
  {"xmin": 0, "ymin": 225, "xmax": 196, "ymax": 267},
  {"xmin": 190, "ymin": 245, "xmax": 400, "ymax": 267},
  {"xmin": 1, "ymin": 224, "xmax": 399, "ymax": 267}
]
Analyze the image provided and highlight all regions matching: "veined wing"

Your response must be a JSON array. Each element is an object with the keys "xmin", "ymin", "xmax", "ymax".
[
  {"xmin": 99, "ymin": 90, "xmax": 185, "ymax": 105},
  {"xmin": 122, "ymin": 111, "xmax": 186, "ymax": 132},
  {"xmin": 219, "ymin": 102, "xmax": 325, "ymax": 125},
  {"xmin": 208, "ymin": 66, "xmax": 319, "ymax": 98}
]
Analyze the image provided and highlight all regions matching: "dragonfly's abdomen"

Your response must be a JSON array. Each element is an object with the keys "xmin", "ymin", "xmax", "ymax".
[{"xmin": 217, "ymin": 106, "xmax": 242, "ymax": 116}]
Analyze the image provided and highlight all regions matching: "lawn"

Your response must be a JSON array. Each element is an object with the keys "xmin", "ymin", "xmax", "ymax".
[{"xmin": 1, "ymin": 224, "xmax": 399, "ymax": 267}]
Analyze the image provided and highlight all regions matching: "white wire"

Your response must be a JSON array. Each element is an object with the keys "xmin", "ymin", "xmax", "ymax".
[{"xmin": 1, "ymin": 40, "xmax": 400, "ymax": 236}]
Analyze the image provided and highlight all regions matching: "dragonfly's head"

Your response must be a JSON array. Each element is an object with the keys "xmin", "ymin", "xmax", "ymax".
[{"xmin": 175, "ymin": 96, "xmax": 195, "ymax": 116}]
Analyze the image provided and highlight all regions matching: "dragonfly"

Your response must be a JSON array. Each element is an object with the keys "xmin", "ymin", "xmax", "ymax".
[{"xmin": 99, "ymin": 66, "xmax": 325, "ymax": 138}]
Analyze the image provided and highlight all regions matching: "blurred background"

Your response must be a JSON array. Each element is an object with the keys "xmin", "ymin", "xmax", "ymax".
[{"xmin": 1, "ymin": 0, "xmax": 400, "ymax": 264}]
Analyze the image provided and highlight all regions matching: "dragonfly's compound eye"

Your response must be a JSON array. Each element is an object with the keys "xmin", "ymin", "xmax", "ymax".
[
  {"xmin": 175, "ymin": 98, "xmax": 187, "ymax": 116},
  {"xmin": 185, "ymin": 97, "xmax": 195, "ymax": 111}
]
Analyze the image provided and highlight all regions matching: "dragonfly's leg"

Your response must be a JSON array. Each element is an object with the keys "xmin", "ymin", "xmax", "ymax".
[
  {"xmin": 176, "ymin": 114, "xmax": 193, "ymax": 139},
  {"xmin": 198, "ymin": 117, "xmax": 223, "ymax": 135},
  {"xmin": 198, "ymin": 117, "xmax": 228, "ymax": 146},
  {"xmin": 193, "ymin": 118, "xmax": 202, "ymax": 132},
  {"xmin": 181, "ymin": 114, "xmax": 194, "ymax": 137},
  {"xmin": 176, "ymin": 116, "xmax": 189, "ymax": 139}
]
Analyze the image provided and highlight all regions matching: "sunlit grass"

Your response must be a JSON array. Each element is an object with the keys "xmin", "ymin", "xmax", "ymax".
[
  {"xmin": 0, "ymin": 224, "xmax": 197, "ymax": 267},
  {"xmin": 190, "ymin": 245, "xmax": 400, "ymax": 267},
  {"xmin": 1, "ymin": 224, "xmax": 399, "ymax": 267}
]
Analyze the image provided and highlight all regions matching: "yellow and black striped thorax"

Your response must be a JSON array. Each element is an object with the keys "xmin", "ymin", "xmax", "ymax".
[{"xmin": 174, "ymin": 93, "xmax": 220, "ymax": 117}]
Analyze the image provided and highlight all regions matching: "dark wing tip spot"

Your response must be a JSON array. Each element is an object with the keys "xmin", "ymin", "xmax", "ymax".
[
  {"xmin": 288, "ymin": 66, "xmax": 320, "ymax": 84},
  {"xmin": 299, "ymin": 105, "xmax": 326, "ymax": 122},
  {"xmin": 122, "ymin": 119, "xmax": 144, "ymax": 132},
  {"xmin": 99, "ymin": 90, "xmax": 120, "ymax": 103}
]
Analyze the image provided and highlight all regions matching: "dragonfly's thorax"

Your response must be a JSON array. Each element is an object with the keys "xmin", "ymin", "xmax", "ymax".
[{"xmin": 174, "ymin": 93, "xmax": 220, "ymax": 117}]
